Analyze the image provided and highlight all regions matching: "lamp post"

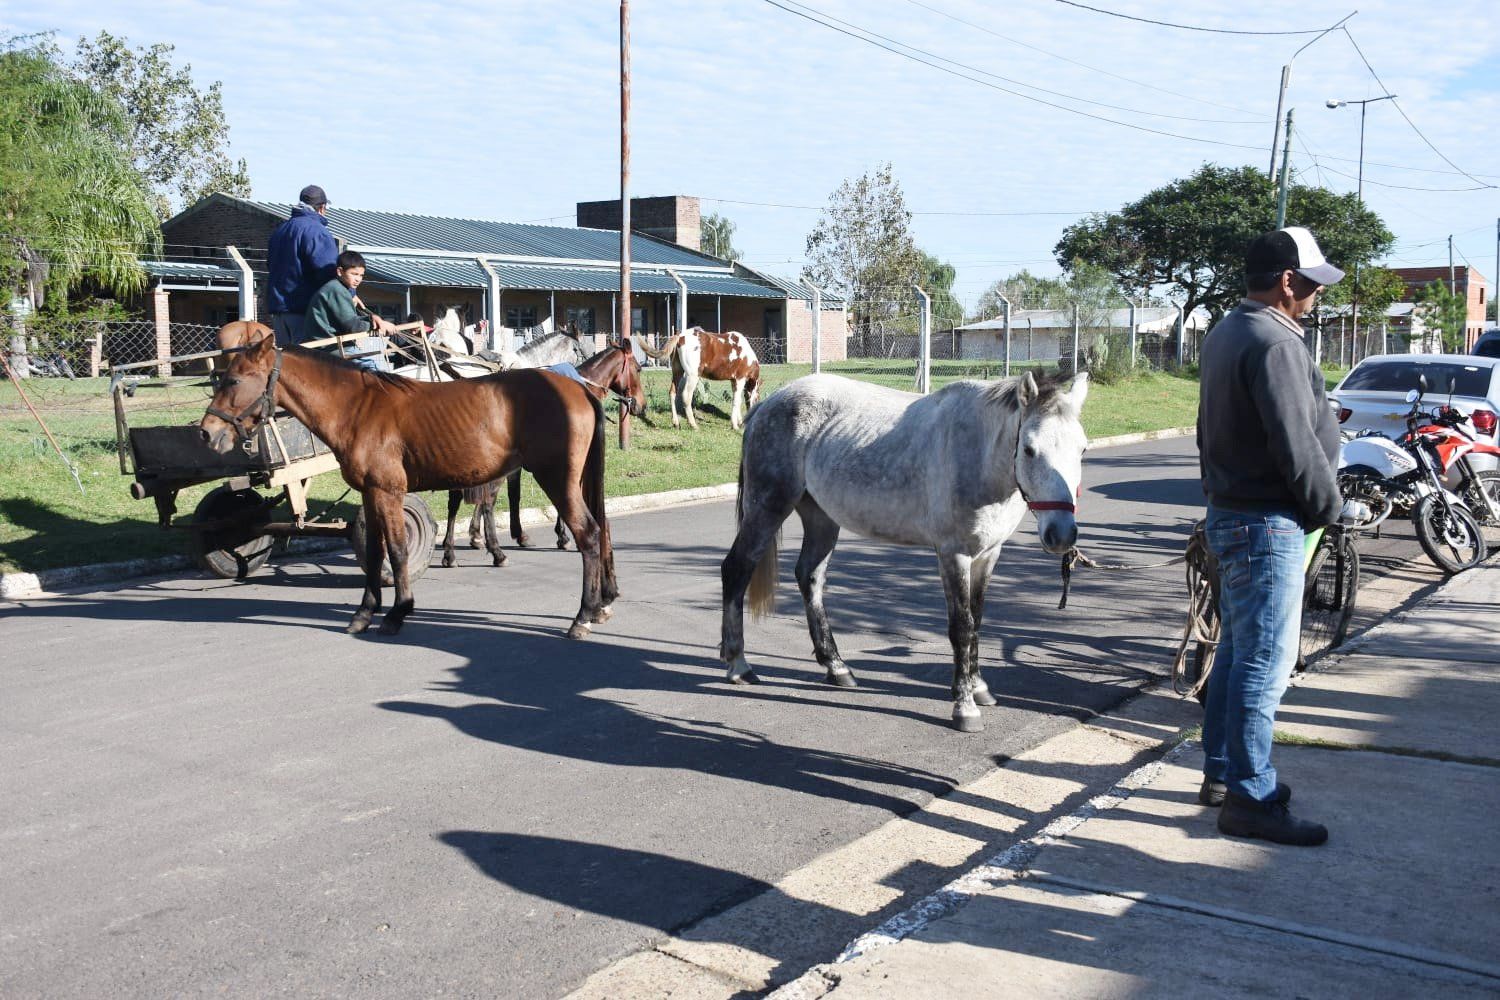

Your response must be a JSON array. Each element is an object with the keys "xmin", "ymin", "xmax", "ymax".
[
  {"xmin": 1267, "ymin": 12, "xmax": 1357, "ymax": 177},
  {"xmin": 1327, "ymin": 92, "xmax": 1395, "ymax": 359}
]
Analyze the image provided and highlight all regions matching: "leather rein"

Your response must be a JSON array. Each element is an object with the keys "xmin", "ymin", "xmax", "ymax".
[{"xmin": 204, "ymin": 345, "xmax": 283, "ymax": 447}]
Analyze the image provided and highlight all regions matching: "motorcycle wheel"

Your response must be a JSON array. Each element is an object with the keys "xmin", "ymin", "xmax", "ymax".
[
  {"xmin": 1464, "ymin": 469, "xmax": 1500, "ymax": 528},
  {"xmin": 1413, "ymin": 495, "xmax": 1486, "ymax": 573}
]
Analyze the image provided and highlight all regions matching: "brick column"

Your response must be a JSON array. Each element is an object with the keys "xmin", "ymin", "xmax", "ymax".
[{"xmin": 153, "ymin": 287, "xmax": 172, "ymax": 376}]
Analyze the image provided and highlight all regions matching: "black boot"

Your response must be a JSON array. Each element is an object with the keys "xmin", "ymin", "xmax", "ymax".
[
  {"xmin": 1199, "ymin": 778, "xmax": 1291, "ymax": 808},
  {"xmin": 1218, "ymin": 791, "xmax": 1327, "ymax": 846}
]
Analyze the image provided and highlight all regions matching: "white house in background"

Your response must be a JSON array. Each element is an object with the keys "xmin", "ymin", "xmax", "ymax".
[{"xmin": 954, "ymin": 306, "xmax": 1210, "ymax": 364}]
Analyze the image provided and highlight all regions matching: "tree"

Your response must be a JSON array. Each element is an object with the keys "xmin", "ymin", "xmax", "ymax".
[
  {"xmin": 1414, "ymin": 279, "xmax": 1469, "ymax": 353},
  {"xmin": 1, "ymin": 34, "xmax": 159, "ymax": 308},
  {"xmin": 973, "ymin": 269, "xmax": 1068, "ymax": 318},
  {"xmin": 72, "ymin": 31, "xmax": 250, "ymax": 218},
  {"xmin": 1319, "ymin": 264, "xmax": 1406, "ymax": 353},
  {"xmin": 919, "ymin": 251, "xmax": 964, "ymax": 329},
  {"xmin": 700, "ymin": 211, "xmax": 741, "ymax": 262},
  {"xmin": 802, "ymin": 163, "xmax": 925, "ymax": 333},
  {"xmin": 1054, "ymin": 163, "xmax": 1394, "ymax": 325}
]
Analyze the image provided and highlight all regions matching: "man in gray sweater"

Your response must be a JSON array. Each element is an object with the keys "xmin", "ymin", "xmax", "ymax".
[{"xmin": 1197, "ymin": 226, "xmax": 1343, "ymax": 846}]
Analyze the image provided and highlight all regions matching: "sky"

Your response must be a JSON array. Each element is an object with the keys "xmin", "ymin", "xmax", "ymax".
[{"xmin": 4, "ymin": 0, "xmax": 1498, "ymax": 310}]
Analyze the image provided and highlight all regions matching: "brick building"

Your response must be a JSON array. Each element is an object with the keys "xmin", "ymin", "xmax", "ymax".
[
  {"xmin": 147, "ymin": 193, "xmax": 846, "ymax": 363},
  {"xmin": 1387, "ymin": 266, "xmax": 1489, "ymax": 351}
]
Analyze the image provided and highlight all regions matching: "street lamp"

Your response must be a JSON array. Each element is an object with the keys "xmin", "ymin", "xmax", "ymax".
[
  {"xmin": 1327, "ymin": 93, "xmax": 1396, "ymax": 361},
  {"xmin": 1267, "ymin": 12, "xmax": 1357, "ymax": 177}
]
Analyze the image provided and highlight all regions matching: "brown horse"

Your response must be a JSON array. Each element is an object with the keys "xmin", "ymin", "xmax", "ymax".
[
  {"xmin": 199, "ymin": 321, "xmax": 616, "ymax": 638},
  {"xmin": 443, "ymin": 340, "xmax": 647, "ymax": 566}
]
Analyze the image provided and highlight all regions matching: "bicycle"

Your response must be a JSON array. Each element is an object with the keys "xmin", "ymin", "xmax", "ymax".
[{"xmin": 1171, "ymin": 517, "xmax": 1361, "ymax": 703}]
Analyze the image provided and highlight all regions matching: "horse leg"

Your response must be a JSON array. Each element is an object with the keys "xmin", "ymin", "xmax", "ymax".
[
  {"xmin": 375, "ymin": 489, "xmax": 416, "ymax": 635},
  {"xmin": 481, "ymin": 486, "xmax": 507, "ymax": 567},
  {"xmin": 348, "ymin": 492, "xmax": 385, "ymax": 634},
  {"xmin": 967, "ymin": 547, "xmax": 1002, "ymax": 708},
  {"xmin": 442, "ymin": 490, "xmax": 461, "ymax": 568},
  {"xmin": 682, "ymin": 372, "xmax": 701, "ymax": 430},
  {"xmin": 507, "ymin": 471, "xmax": 532, "ymax": 547},
  {"xmin": 554, "ymin": 515, "xmax": 570, "ymax": 549},
  {"xmin": 720, "ymin": 495, "xmax": 796, "ymax": 686},
  {"xmin": 794, "ymin": 497, "xmax": 853, "ymax": 688},
  {"xmin": 536, "ymin": 468, "xmax": 604, "ymax": 638},
  {"xmin": 669, "ymin": 375, "xmax": 682, "ymax": 429},
  {"xmin": 938, "ymin": 550, "xmax": 982, "ymax": 732},
  {"xmin": 731, "ymin": 378, "xmax": 746, "ymax": 430}
]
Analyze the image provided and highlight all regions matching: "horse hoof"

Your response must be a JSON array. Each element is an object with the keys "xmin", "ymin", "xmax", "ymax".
[
  {"xmin": 491, "ymin": 554, "xmax": 508, "ymax": 568},
  {"xmin": 729, "ymin": 669, "xmax": 760, "ymax": 685},
  {"xmin": 468, "ymin": 538, "xmax": 482, "ymax": 550},
  {"xmin": 952, "ymin": 708, "xmax": 983, "ymax": 733},
  {"xmin": 974, "ymin": 688, "xmax": 997, "ymax": 707},
  {"xmin": 825, "ymin": 668, "xmax": 858, "ymax": 689},
  {"xmin": 556, "ymin": 539, "xmax": 569, "ymax": 550},
  {"xmin": 346, "ymin": 616, "xmax": 372, "ymax": 635},
  {"xmin": 442, "ymin": 554, "xmax": 456, "ymax": 568},
  {"xmin": 378, "ymin": 619, "xmax": 404, "ymax": 636},
  {"xmin": 566, "ymin": 621, "xmax": 593, "ymax": 639},
  {"xmin": 592, "ymin": 604, "xmax": 613, "ymax": 624},
  {"xmin": 516, "ymin": 535, "xmax": 533, "ymax": 548}
]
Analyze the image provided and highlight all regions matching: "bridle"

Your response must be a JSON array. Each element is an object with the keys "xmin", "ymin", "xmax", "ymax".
[
  {"xmin": 205, "ymin": 345, "xmax": 283, "ymax": 446},
  {"xmin": 1016, "ymin": 430, "xmax": 1081, "ymax": 514}
]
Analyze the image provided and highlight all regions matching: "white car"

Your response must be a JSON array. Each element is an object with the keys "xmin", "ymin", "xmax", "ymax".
[{"xmin": 1330, "ymin": 355, "xmax": 1500, "ymax": 461}]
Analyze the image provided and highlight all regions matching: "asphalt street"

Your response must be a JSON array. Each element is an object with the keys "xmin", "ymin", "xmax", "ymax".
[{"xmin": 0, "ymin": 436, "xmax": 1443, "ymax": 998}]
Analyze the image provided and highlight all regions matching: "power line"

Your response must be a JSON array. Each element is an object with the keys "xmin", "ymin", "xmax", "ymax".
[
  {"xmin": 772, "ymin": 0, "xmax": 1266, "ymax": 125},
  {"xmin": 757, "ymin": 0, "xmax": 1272, "ymax": 150},
  {"xmin": 901, "ymin": 0, "xmax": 1266, "ymax": 117},
  {"xmin": 1310, "ymin": 160, "xmax": 1491, "ymax": 193},
  {"xmin": 1340, "ymin": 27, "xmax": 1495, "ymax": 189},
  {"xmin": 1048, "ymin": 0, "xmax": 1335, "ymax": 35},
  {"xmin": 703, "ymin": 195, "xmax": 1101, "ymax": 216}
]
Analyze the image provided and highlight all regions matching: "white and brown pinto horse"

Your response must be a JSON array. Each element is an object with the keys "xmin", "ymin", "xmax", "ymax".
[
  {"xmin": 641, "ymin": 327, "xmax": 761, "ymax": 430},
  {"xmin": 719, "ymin": 370, "xmax": 1089, "ymax": 732}
]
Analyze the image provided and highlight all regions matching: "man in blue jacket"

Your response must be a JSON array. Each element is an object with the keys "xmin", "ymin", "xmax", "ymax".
[
  {"xmin": 1197, "ymin": 226, "xmax": 1343, "ymax": 847},
  {"xmin": 266, "ymin": 185, "xmax": 339, "ymax": 346}
]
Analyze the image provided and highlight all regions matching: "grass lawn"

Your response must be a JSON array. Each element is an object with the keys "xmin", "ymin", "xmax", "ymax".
[{"xmin": 0, "ymin": 363, "xmax": 1200, "ymax": 574}]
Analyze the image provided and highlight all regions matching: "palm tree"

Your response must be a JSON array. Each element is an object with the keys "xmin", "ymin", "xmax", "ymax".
[{"xmin": 2, "ymin": 35, "xmax": 160, "ymax": 371}]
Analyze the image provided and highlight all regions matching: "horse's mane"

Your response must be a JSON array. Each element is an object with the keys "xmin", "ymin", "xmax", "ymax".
[
  {"xmin": 287, "ymin": 345, "xmax": 419, "ymax": 392},
  {"xmin": 980, "ymin": 369, "xmax": 1076, "ymax": 414}
]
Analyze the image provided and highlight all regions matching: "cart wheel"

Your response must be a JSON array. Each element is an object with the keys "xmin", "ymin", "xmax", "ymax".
[
  {"xmin": 351, "ymin": 494, "xmax": 436, "ymax": 586},
  {"xmin": 188, "ymin": 486, "xmax": 274, "ymax": 580}
]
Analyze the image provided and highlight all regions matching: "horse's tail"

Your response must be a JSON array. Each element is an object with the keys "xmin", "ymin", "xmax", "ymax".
[
  {"xmin": 639, "ymin": 333, "xmax": 682, "ymax": 361},
  {"xmin": 583, "ymin": 392, "xmax": 617, "ymax": 602},
  {"xmin": 740, "ymin": 445, "xmax": 780, "ymax": 621}
]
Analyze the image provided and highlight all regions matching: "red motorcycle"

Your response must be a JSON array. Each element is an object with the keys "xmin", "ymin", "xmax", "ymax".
[{"xmin": 1411, "ymin": 402, "xmax": 1500, "ymax": 528}]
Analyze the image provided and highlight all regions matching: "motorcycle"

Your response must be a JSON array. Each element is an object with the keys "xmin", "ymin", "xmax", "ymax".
[{"xmin": 1337, "ymin": 379, "xmax": 1490, "ymax": 574}]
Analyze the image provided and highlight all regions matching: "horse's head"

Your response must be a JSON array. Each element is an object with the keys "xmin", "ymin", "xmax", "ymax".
[
  {"xmin": 608, "ymin": 340, "xmax": 647, "ymax": 416},
  {"xmin": 1013, "ymin": 370, "xmax": 1090, "ymax": 554},
  {"xmin": 200, "ymin": 331, "xmax": 280, "ymax": 453}
]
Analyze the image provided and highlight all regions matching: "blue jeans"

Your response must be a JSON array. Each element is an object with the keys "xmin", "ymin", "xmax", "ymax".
[{"xmin": 1202, "ymin": 506, "xmax": 1305, "ymax": 802}]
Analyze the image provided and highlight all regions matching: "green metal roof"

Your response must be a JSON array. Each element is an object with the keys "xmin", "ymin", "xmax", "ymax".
[
  {"xmin": 361, "ymin": 254, "xmax": 786, "ymax": 298},
  {"xmin": 143, "ymin": 260, "xmax": 240, "ymax": 283},
  {"xmin": 242, "ymin": 198, "xmax": 726, "ymax": 269}
]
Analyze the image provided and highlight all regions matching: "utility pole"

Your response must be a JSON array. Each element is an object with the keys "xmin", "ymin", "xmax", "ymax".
[
  {"xmin": 1275, "ymin": 109, "xmax": 1295, "ymax": 229},
  {"xmin": 1449, "ymin": 234, "xmax": 1456, "ymax": 295},
  {"xmin": 618, "ymin": 0, "xmax": 632, "ymax": 449}
]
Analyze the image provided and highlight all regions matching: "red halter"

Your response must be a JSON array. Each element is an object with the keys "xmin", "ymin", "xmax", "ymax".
[{"xmin": 1025, "ymin": 486, "xmax": 1081, "ymax": 514}]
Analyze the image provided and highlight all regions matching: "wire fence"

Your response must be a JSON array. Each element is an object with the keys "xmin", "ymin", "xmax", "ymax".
[{"xmin": 3, "ymin": 317, "xmax": 224, "ymax": 379}]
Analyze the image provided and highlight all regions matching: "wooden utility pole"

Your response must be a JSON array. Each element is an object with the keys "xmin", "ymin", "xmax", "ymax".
[{"xmin": 618, "ymin": 0, "xmax": 632, "ymax": 449}]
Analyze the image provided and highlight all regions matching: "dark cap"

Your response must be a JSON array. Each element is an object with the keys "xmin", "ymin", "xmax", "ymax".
[
  {"xmin": 1246, "ymin": 226, "xmax": 1344, "ymax": 285},
  {"xmin": 298, "ymin": 184, "xmax": 330, "ymax": 207}
]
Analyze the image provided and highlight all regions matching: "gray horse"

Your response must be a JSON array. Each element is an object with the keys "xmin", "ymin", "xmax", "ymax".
[{"xmin": 719, "ymin": 370, "xmax": 1089, "ymax": 732}]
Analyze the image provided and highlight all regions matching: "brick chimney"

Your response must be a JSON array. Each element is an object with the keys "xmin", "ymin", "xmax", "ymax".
[{"xmin": 576, "ymin": 195, "xmax": 701, "ymax": 252}]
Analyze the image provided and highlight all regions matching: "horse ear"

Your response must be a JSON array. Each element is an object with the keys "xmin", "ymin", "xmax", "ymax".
[
  {"xmin": 1067, "ymin": 371, "xmax": 1090, "ymax": 409},
  {"xmin": 1017, "ymin": 370, "xmax": 1039, "ymax": 408}
]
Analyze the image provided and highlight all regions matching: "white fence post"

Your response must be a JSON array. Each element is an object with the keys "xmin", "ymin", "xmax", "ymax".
[
  {"xmin": 998, "ymin": 293, "xmax": 1012, "ymax": 377},
  {"xmin": 225, "ymin": 245, "xmax": 256, "ymax": 321},
  {"xmin": 801, "ymin": 279, "xmax": 823, "ymax": 373},
  {"xmin": 913, "ymin": 284, "xmax": 932, "ymax": 393},
  {"xmin": 1071, "ymin": 303, "xmax": 1080, "ymax": 374}
]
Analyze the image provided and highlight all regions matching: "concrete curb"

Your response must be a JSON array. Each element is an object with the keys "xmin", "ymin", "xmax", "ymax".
[{"xmin": 0, "ymin": 430, "xmax": 1190, "ymax": 601}]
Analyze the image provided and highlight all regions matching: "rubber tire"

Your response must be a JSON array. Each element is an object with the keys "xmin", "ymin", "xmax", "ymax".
[
  {"xmin": 1300, "ymin": 532, "xmax": 1359, "ymax": 666},
  {"xmin": 351, "ymin": 494, "xmax": 437, "ymax": 585},
  {"xmin": 187, "ymin": 486, "xmax": 274, "ymax": 580},
  {"xmin": 1413, "ymin": 495, "xmax": 1486, "ymax": 574},
  {"xmin": 1464, "ymin": 469, "xmax": 1500, "ymax": 528}
]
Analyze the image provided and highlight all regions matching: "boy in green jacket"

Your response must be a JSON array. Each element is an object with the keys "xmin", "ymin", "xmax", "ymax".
[{"xmin": 303, "ymin": 250, "xmax": 394, "ymax": 369}]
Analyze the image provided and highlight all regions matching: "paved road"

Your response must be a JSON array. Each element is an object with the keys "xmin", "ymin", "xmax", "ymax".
[{"xmin": 0, "ymin": 437, "xmax": 1447, "ymax": 998}]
